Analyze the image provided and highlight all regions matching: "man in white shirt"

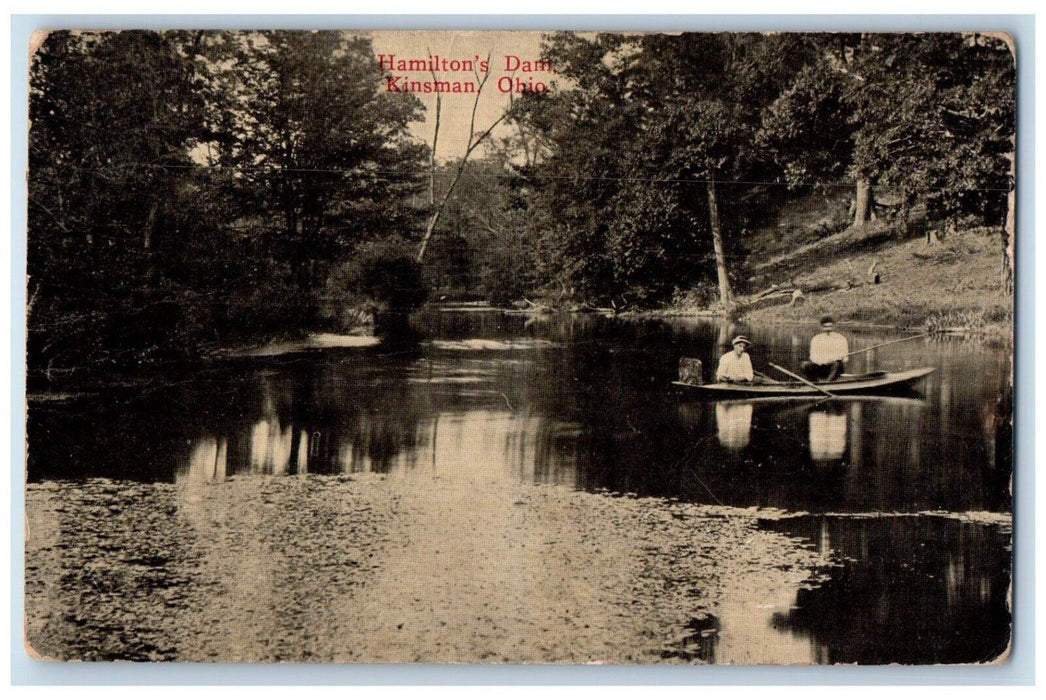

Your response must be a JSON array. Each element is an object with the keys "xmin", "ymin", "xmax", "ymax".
[
  {"xmin": 716, "ymin": 335, "xmax": 754, "ymax": 383},
  {"xmin": 801, "ymin": 316, "xmax": 849, "ymax": 381}
]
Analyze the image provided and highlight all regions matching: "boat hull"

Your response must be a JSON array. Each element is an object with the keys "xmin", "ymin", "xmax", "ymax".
[{"xmin": 672, "ymin": 367, "xmax": 936, "ymax": 398}]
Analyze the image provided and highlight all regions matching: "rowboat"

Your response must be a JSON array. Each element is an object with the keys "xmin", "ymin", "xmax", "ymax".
[{"xmin": 672, "ymin": 367, "xmax": 935, "ymax": 398}]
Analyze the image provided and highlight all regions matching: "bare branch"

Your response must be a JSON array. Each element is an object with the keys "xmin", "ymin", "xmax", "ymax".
[
  {"xmin": 461, "ymin": 55, "xmax": 493, "ymax": 156},
  {"xmin": 427, "ymin": 46, "xmax": 441, "ymax": 207},
  {"xmin": 417, "ymin": 51, "xmax": 510, "ymax": 262}
]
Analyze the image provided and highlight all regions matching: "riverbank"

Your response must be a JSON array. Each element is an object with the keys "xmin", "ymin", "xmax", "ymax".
[
  {"xmin": 746, "ymin": 227, "xmax": 1010, "ymax": 331},
  {"xmin": 662, "ymin": 226, "xmax": 1012, "ymax": 338},
  {"xmin": 26, "ymin": 474, "xmax": 827, "ymax": 663}
]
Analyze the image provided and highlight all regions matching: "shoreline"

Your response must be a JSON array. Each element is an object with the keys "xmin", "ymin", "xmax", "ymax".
[{"xmin": 629, "ymin": 308, "xmax": 1011, "ymax": 341}]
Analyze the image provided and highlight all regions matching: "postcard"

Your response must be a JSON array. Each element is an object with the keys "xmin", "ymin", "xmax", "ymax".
[{"xmin": 24, "ymin": 29, "xmax": 1014, "ymax": 664}]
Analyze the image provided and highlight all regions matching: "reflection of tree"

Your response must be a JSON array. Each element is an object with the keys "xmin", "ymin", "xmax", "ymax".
[
  {"xmin": 767, "ymin": 517, "xmax": 1011, "ymax": 664},
  {"xmin": 988, "ymin": 382, "xmax": 1013, "ymax": 502},
  {"xmin": 31, "ymin": 314, "xmax": 1014, "ymax": 522},
  {"xmin": 864, "ymin": 400, "xmax": 926, "ymax": 507},
  {"xmin": 186, "ymin": 437, "xmax": 228, "ymax": 482},
  {"xmin": 175, "ymin": 357, "xmax": 431, "ymax": 481}
]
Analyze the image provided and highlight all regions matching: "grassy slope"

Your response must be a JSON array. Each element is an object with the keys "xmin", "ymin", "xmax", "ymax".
[{"xmin": 741, "ymin": 226, "xmax": 1012, "ymax": 331}]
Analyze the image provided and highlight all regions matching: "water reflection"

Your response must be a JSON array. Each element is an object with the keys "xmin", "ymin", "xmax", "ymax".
[
  {"xmin": 25, "ymin": 310, "xmax": 1013, "ymax": 665},
  {"xmin": 714, "ymin": 578, "xmax": 821, "ymax": 665},
  {"xmin": 250, "ymin": 416, "xmax": 294, "ymax": 475},
  {"xmin": 28, "ymin": 312, "xmax": 1012, "ymax": 516},
  {"xmin": 758, "ymin": 516, "xmax": 1011, "ymax": 665},
  {"xmin": 808, "ymin": 405, "xmax": 848, "ymax": 464},
  {"xmin": 186, "ymin": 437, "xmax": 227, "ymax": 482},
  {"xmin": 181, "ymin": 395, "xmax": 560, "ymax": 487},
  {"xmin": 715, "ymin": 402, "xmax": 753, "ymax": 451}
]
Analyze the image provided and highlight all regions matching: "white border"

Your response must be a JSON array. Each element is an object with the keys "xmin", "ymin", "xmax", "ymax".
[{"xmin": 3, "ymin": 6, "xmax": 1038, "ymax": 690}]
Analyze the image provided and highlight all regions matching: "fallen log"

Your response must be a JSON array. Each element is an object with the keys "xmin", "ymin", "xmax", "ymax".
[{"xmin": 753, "ymin": 283, "xmax": 791, "ymax": 300}]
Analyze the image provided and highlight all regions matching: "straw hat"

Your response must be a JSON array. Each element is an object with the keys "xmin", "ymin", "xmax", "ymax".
[{"xmin": 731, "ymin": 335, "xmax": 751, "ymax": 347}]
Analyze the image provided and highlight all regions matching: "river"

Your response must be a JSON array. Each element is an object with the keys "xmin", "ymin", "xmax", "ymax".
[{"xmin": 25, "ymin": 309, "xmax": 1012, "ymax": 664}]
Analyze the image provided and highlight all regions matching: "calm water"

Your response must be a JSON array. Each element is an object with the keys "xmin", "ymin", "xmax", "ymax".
[{"xmin": 27, "ymin": 310, "xmax": 1013, "ymax": 664}]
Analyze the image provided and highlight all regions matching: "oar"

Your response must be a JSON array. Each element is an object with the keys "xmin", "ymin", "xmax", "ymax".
[
  {"xmin": 842, "ymin": 331, "xmax": 933, "ymax": 359},
  {"xmin": 769, "ymin": 363, "xmax": 838, "ymax": 398}
]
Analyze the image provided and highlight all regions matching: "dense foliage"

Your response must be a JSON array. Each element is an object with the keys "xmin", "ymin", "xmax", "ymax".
[
  {"xmin": 500, "ymin": 32, "xmax": 1014, "ymax": 308},
  {"xmin": 27, "ymin": 31, "xmax": 1015, "ymax": 374},
  {"xmin": 28, "ymin": 31, "xmax": 426, "ymax": 373}
]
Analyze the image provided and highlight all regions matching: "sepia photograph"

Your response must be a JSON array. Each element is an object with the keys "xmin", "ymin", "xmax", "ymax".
[{"xmin": 23, "ymin": 28, "xmax": 1015, "ymax": 665}]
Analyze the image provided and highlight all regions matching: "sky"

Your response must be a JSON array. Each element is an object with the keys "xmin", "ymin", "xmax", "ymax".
[{"xmin": 368, "ymin": 31, "xmax": 549, "ymax": 161}]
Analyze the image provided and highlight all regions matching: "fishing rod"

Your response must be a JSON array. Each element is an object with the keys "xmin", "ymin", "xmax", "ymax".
[{"xmin": 842, "ymin": 331, "xmax": 934, "ymax": 358}]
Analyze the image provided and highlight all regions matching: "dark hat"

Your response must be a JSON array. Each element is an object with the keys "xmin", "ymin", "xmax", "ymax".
[
  {"xmin": 731, "ymin": 335, "xmax": 751, "ymax": 347},
  {"xmin": 819, "ymin": 315, "xmax": 836, "ymax": 326}
]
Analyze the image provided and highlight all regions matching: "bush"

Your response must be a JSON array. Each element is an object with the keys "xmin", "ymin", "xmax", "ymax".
[
  {"xmin": 326, "ymin": 238, "xmax": 428, "ymax": 321},
  {"xmin": 483, "ymin": 252, "xmax": 530, "ymax": 307},
  {"xmin": 671, "ymin": 284, "xmax": 720, "ymax": 310}
]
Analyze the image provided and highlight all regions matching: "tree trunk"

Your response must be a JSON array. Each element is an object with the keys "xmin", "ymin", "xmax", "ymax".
[
  {"xmin": 417, "ymin": 61, "xmax": 510, "ymax": 263},
  {"xmin": 707, "ymin": 175, "xmax": 733, "ymax": 305},
  {"xmin": 853, "ymin": 178, "xmax": 872, "ymax": 229},
  {"xmin": 898, "ymin": 188, "xmax": 910, "ymax": 239},
  {"xmin": 144, "ymin": 202, "xmax": 157, "ymax": 251},
  {"xmin": 417, "ymin": 179, "xmax": 455, "ymax": 263},
  {"xmin": 429, "ymin": 94, "xmax": 441, "ymax": 207},
  {"xmin": 1003, "ymin": 149, "xmax": 1015, "ymax": 294}
]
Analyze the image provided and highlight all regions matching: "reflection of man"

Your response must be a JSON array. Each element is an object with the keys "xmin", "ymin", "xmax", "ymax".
[
  {"xmin": 808, "ymin": 406, "xmax": 848, "ymax": 462},
  {"xmin": 716, "ymin": 335, "xmax": 754, "ymax": 383},
  {"xmin": 801, "ymin": 316, "xmax": 849, "ymax": 382}
]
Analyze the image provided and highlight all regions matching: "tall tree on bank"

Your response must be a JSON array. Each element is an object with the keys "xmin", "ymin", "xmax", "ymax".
[
  {"xmin": 850, "ymin": 32, "xmax": 1014, "ymax": 285},
  {"xmin": 416, "ymin": 55, "xmax": 511, "ymax": 263},
  {"xmin": 220, "ymin": 31, "xmax": 427, "ymax": 315},
  {"xmin": 28, "ymin": 30, "xmax": 221, "ymax": 369},
  {"xmin": 632, "ymin": 34, "xmax": 811, "ymax": 305},
  {"xmin": 516, "ymin": 34, "xmax": 644, "ymax": 305},
  {"xmin": 760, "ymin": 32, "xmax": 1014, "ymax": 246},
  {"xmin": 520, "ymin": 33, "xmax": 806, "ymax": 307}
]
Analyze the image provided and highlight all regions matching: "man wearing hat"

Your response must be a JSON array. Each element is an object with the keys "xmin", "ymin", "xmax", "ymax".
[
  {"xmin": 801, "ymin": 316, "xmax": 850, "ymax": 381},
  {"xmin": 716, "ymin": 335, "xmax": 755, "ymax": 383}
]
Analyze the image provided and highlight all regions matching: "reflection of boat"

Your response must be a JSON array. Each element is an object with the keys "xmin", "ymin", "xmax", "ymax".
[
  {"xmin": 710, "ymin": 393, "xmax": 926, "ymax": 408},
  {"xmin": 672, "ymin": 367, "xmax": 935, "ymax": 398}
]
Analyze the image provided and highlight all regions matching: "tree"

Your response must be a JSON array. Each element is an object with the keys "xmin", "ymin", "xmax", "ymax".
[
  {"xmin": 513, "ymin": 33, "xmax": 639, "ymax": 305},
  {"xmin": 758, "ymin": 57, "xmax": 853, "ymax": 192},
  {"xmin": 415, "ymin": 55, "xmax": 512, "ymax": 262},
  {"xmin": 27, "ymin": 30, "xmax": 436, "ymax": 373},
  {"xmin": 760, "ymin": 32, "xmax": 1014, "ymax": 246},
  {"xmin": 426, "ymin": 156, "xmax": 539, "ymax": 304},
  {"xmin": 637, "ymin": 34, "xmax": 820, "ymax": 304},
  {"xmin": 218, "ymin": 31, "xmax": 428, "ymax": 314},
  {"xmin": 28, "ymin": 30, "xmax": 221, "ymax": 369},
  {"xmin": 516, "ymin": 33, "xmax": 805, "ymax": 307}
]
